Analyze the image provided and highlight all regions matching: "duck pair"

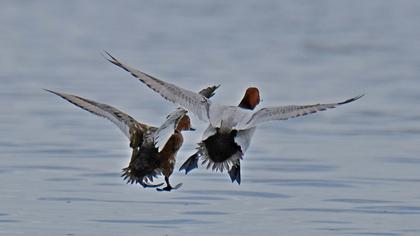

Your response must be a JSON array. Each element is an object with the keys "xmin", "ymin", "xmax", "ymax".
[
  {"xmin": 46, "ymin": 86, "xmax": 218, "ymax": 191},
  {"xmin": 47, "ymin": 52, "xmax": 362, "ymax": 191}
]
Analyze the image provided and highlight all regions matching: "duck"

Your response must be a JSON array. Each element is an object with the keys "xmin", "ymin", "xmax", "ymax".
[
  {"xmin": 104, "ymin": 52, "xmax": 363, "ymax": 184},
  {"xmin": 45, "ymin": 85, "xmax": 218, "ymax": 191}
]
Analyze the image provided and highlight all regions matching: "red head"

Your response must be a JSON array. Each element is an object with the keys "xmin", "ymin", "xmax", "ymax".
[
  {"xmin": 175, "ymin": 115, "xmax": 195, "ymax": 132},
  {"xmin": 238, "ymin": 87, "xmax": 260, "ymax": 110}
]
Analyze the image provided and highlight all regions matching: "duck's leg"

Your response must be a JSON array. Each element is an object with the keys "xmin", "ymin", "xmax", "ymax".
[
  {"xmin": 179, "ymin": 153, "xmax": 199, "ymax": 174},
  {"xmin": 156, "ymin": 176, "xmax": 183, "ymax": 191}
]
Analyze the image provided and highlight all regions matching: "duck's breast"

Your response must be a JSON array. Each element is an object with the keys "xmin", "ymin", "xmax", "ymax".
[{"xmin": 159, "ymin": 133, "xmax": 184, "ymax": 159}]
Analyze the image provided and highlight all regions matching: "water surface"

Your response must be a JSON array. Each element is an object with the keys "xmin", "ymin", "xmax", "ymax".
[{"xmin": 1, "ymin": 0, "xmax": 420, "ymax": 235}]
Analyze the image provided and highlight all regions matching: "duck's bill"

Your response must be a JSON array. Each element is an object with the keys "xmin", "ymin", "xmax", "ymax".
[{"xmin": 188, "ymin": 127, "xmax": 196, "ymax": 131}]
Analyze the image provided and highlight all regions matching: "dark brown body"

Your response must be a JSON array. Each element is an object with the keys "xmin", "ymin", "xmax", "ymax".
[{"xmin": 122, "ymin": 129, "xmax": 184, "ymax": 189}]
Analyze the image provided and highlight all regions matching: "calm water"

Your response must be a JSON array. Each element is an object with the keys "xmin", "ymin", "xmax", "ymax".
[{"xmin": 1, "ymin": 0, "xmax": 420, "ymax": 235}]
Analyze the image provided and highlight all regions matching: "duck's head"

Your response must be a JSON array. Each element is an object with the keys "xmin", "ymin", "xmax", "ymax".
[
  {"xmin": 239, "ymin": 87, "xmax": 260, "ymax": 110},
  {"xmin": 176, "ymin": 115, "xmax": 195, "ymax": 132}
]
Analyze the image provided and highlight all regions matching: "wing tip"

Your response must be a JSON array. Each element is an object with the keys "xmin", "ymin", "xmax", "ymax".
[
  {"xmin": 43, "ymin": 88, "xmax": 63, "ymax": 97},
  {"xmin": 43, "ymin": 88, "xmax": 53, "ymax": 94},
  {"xmin": 102, "ymin": 50, "xmax": 127, "ymax": 70},
  {"xmin": 212, "ymin": 84, "xmax": 221, "ymax": 96},
  {"xmin": 102, "ymin": 50, "xmax": 116, "ymax": 63},
  {"xmin": 338, "ymin": 94, "xmax": 365, "ymax": 105}
]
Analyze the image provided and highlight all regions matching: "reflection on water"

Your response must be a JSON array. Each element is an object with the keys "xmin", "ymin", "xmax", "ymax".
[{"xmin": 2, "ymin": 0, "xmax": 420, "ymax": 235}]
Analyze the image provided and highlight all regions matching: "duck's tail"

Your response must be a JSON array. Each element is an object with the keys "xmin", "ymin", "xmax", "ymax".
[
  {"xmin": 228, "ymin": 162, "xmax": 241, "ymax": 185},
  {"xmin": 121, "ymin": 166, "xmax": 138, "ymax": 184},
  {"xmin": 121, "ymin": 167, "xmax": 163, "ymax": 188},
  {"xmin": 179, "ymin": 153, "xmax": 199, "ymax": 174}
]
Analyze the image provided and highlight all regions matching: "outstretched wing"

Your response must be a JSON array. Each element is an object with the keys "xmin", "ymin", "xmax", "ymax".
[
  {"xmin": 104, "ymin": 52, "xmax": 211, "ymax": 122},
  {"xmin": 243, "ymin": 95, "xmax": 364, "ymax": 128},
  {"xmin": 153, "ymin": 85, "xmax": 220, "ymax": 151},
  {"xmin": 45, "ymin": 89, "xmax": 147, "ymax": 140}
]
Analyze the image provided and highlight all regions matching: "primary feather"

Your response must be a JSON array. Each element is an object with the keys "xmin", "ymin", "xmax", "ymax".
[{"xmin": 44, "ymin": 89, "xmax": 146, "ymax": 139}]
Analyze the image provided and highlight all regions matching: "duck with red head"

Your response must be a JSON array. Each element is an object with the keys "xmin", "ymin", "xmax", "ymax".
[
  {"xmin": 181, "ymin": 87, "xmax": 260, "ymax": 184},
  {"xmin": 106, "ymin": 52, "xmax": 363, "ymax": 185}
]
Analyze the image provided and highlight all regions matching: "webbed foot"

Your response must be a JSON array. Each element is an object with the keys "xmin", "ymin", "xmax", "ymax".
[
  {"xmin": 156, "ymin": 183, "xmax": 183, "ymax": 192},
  {"xmin": 179, "ymin": 153, "xmax": 199, "ymax": 174},
  {"xmin": 228, "ymin": 163, "xmax": 241, "ymax": 185}
]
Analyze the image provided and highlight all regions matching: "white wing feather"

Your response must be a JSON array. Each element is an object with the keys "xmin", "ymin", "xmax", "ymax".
[
  {"xmin": 153, "ymin": 86, "xmax": 220, "ymax": 151},
  {"xmin": 243, "ymin": 95, "xmax": 364, "ymax": 129},
  {"xmin": 153, "ymin": 108, "xmax": 187, "ymax": 152}
]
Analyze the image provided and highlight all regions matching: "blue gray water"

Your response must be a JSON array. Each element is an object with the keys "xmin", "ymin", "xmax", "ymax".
[{"xmin": 1, "ymin": 0, "xmax": 420, "ymax": 235}]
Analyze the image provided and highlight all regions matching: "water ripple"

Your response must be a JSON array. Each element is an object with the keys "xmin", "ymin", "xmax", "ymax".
[
  {"xmin": 252, "ymin": 164, "xmax": 337, "ymax": 172},
  {"xmin": 278, "ymin": 206, "xmax": 420, "ymax": 215},
  {"xmin": 45, "ymin": 177, "xmax": 83, "ymax": 182},
  {"xmin": 0, "ymin": 219, "xmax": 20, "ymax": 223},
  {"xmin": 6, "ymin": 165, "xmax": 87, "ymax": 171},
  {"xmin": 182, "ymin": 190, "xmax": 290, "ymax": 199},
  {"xmin": 172, "ymin": 196, "xmax": 228, "ymax": 201},
  {"xmin": 247, "ymin": 178, "xmax": 353, "ymax": 188},
  {"xmin": 324, "ymin": 198, "xmax": 398, "ymax": 204},
  {"xmin": 38, "ymin": 197, "xmax": 207, "ymax": 206},
  {"xmin": 344, "ymin": 232, "xmax": 401, "ymax": 236},
  {"xmin": 91, "ymin": 218, "xmax": 215, "ymax": 225},
  {"xmin": 180, "ymin": 211, "xmax": 229, "ymax": 215}
]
